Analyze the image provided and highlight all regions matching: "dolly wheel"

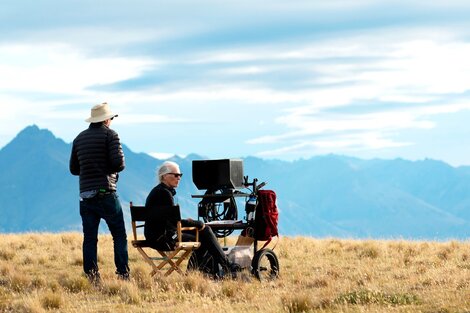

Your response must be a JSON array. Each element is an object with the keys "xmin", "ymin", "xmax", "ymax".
[{"xmin": 251, "ymin": 248, "xmax": 279, "ymax": 281}]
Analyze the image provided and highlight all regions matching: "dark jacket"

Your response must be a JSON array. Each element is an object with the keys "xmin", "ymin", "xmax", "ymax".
[
  {"xmin": 144, "ymin": 183, "xmax": 202, "ymax": 249},
  {"xmin": 69, "ymin": 123, "xmax": 125, "ymax": 193}
]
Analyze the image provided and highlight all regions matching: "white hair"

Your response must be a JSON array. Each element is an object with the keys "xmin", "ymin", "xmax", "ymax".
[{"xmin": 157, "ymin": 161, "xmax": 180, "ymax": 183}]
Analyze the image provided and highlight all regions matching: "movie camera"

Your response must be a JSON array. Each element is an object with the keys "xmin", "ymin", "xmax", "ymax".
[{"xmin": 191, "ymin": 159, "xmax": 279, "ymax": 280}]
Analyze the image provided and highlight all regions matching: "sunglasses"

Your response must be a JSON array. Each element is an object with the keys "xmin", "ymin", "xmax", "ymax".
[{"xmin": 167, "ymin": 173, "xmax": 183, "ymax": 178}]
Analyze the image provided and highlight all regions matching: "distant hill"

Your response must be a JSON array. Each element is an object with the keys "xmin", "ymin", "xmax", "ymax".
[{"xmin": 1, "ymin": 125, "xmax": 470, "ymax": 239}]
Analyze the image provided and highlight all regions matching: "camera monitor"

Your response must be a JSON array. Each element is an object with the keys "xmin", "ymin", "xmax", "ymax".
[{"xmin": 192, "ymin": 159, "xmax": 244, "ymax": 190}]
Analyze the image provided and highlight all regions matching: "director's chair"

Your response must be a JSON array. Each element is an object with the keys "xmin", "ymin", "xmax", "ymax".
[{"xmin": 130, "ymin": 202, "xmax": 201, "ymax": 277}]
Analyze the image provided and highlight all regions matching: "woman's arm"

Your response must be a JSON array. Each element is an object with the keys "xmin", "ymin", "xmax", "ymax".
[{"xmin": 181, "ymin": 219, "xmax": 205, "ymax": 230}]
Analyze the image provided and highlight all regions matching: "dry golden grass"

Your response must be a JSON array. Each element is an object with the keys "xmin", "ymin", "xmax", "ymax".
[{"xmin": 0, "ymin": 233, "xmax": 469, "ymax": 312}]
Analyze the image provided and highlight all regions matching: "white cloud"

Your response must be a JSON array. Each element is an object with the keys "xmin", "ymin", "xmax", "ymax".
[
  {"xmin": 113, "ymin": 86, "xmax": 302, "ymax": 105},
  {"xmin": 221, "ymin": 66, "xmax": 267, "ymax": 75},
  {"xmin": 192, "ymin": 52, "xmax": 256, "ymax": 64},
  {"xmin": 366, "ymin": 39, "xmax": 470, "ymax": 95},
  {"xmin": 256, "ymin": 132, "xmax": 413, "ymax": 157},
  {"xmin": 2, "ymin": 2, "xmax": 470, "ymax": 164},
  {"xmin": 118, "ymin": 114, "xmax": 189, "ymax": 124},
  {"xmin": 246, "ymin": 29, "xmax": 470, "ymax": 158},
  {"xmin": 0, "ymin": 43, "xmax": 155, "ymax": 94},
  {"xmin": 0, "ymin": 96, "xmax": 41, "ymax": 142},
  {"xmin": 248, "ymin": 110, "xmax": 435, "ymax": 145}
]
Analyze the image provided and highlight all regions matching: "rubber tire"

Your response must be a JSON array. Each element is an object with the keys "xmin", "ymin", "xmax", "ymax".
[{"xmin": 251, "ymin": 248, "xmax": 279, "ymax": 281}]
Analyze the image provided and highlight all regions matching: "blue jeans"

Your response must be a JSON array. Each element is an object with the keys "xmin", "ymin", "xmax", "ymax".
[{"xmin": 80, "ymin": 193, "xmax": 129, "ymax": 276}]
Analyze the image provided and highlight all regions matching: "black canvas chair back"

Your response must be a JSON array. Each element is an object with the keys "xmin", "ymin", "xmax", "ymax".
[{"xmin": 130, "ymin": 204, "xmax": 181, "ymax": 223}]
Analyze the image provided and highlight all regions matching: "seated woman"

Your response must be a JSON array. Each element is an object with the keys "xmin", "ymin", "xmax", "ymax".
[{"xmin": 144, "ymin": 161, "xmax": 236, "ymax": 277}]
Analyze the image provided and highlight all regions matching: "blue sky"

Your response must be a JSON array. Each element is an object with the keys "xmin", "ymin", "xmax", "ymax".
[{"xmin": 1, "ymin": 1, "xmax": 470, "ymax": 165}]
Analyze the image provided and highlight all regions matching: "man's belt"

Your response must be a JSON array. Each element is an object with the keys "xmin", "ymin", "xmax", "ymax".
[
  {"xmin": 98, "ymin": 188, "xmax": 114, "ymax": 195},
  {"xmin": 80, "ymin": 189, "xmax": 114, "ymax": 199}
]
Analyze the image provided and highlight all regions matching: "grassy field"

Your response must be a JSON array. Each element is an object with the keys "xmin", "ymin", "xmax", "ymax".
[{"xmin": 0, "ymin": 233, "xmax": 469, "ymax": 312}]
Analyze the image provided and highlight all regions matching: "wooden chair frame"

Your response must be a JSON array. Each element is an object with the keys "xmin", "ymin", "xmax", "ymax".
[{"xmin": 130, "ymin": 202, "xmax": 200, "ymax": 277}]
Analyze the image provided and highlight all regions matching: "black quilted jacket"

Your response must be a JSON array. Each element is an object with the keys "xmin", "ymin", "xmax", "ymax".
[{"xmin": 69, "ymin": 123, "xmax": 125, "ymax": 193}]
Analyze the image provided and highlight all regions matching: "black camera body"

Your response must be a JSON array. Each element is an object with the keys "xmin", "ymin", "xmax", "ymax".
[{"xmin": 192, "ymin": 159, "xmax": 244, "ymax": 190}]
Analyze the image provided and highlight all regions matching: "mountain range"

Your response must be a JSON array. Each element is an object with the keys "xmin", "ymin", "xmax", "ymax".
[{"xmin": 1, "ymin": 125, "xmax": 470, "ymax": 240}]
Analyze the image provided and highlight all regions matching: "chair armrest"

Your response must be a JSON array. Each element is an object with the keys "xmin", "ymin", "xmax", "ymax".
[
  {"xmin": 177, "ymin": 221, "xmax": 200, "ymax": 243},
  {"xmin": 180, "ymin": 226, "xmax": 198, "ymax": 231}
]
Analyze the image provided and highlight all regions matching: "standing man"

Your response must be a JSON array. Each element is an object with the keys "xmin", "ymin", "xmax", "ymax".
[{"xmin": 70, "ymin": 102, "xmax": 130, "ymax": 282}]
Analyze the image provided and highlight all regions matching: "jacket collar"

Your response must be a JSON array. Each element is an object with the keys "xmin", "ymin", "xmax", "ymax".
[
  {"xmin": 157, "ymin": 183, "xmax": 176, "ymax": 196},
  {"xmin": 89, "ymin": 122, "xmax": 108, "ymax": 129}
]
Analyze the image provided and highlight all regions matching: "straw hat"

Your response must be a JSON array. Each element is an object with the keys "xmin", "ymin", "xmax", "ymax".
[{"xmin": 85, "ymin": 102, "xmax": 118, "ymax": 123}]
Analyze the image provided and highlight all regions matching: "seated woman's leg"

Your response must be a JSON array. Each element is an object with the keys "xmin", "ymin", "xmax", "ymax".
[
  {"xmin": 183, "ymin": 227, "xmax": 230, "ymax": 274},
  {"xmin": 182, "ymin": 232, "xmax": 215, "ymax": 274},
  {"xmin": 198, "ymin": 227, "xmax": 230, "ymax": 268}
]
